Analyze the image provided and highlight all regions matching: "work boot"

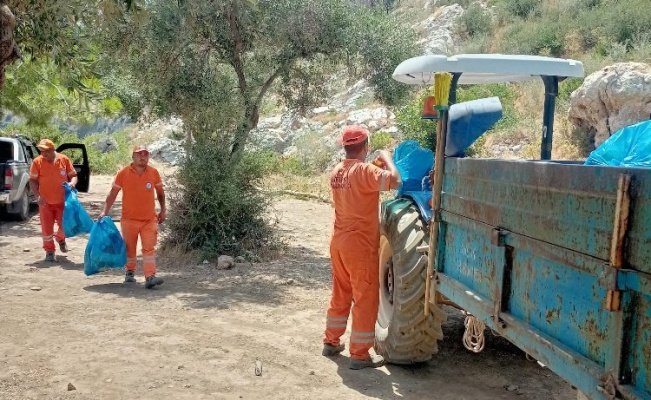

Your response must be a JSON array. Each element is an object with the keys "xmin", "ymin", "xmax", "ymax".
[
  {"xmin": 124, "ymin": 271, "xmax": 136, "ymax": 283},
  {"xmin": 322, "ymin": 343, "xmax": 345, "ymax": 357},
  {"xmin": 349, "ymin": 354, "xmax": 385, "ymax": 370},
  {"xmin": 44, "ymin": 252, "xmax": 56, "ymax": 262},
  {"xmin": 57, "ymin": 240, "xmax": 68, "ymax": 253},
  {"xmin": 145, "ymin": 275, "xmax": 164, "ymax": 289}
]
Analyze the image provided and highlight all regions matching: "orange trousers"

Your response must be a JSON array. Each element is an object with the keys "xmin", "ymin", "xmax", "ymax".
[
  {"xmin": 121, "ymin": 218, "xmax": 158, "ymax": 278},
  {"xmin": 324, "ymin": 243, "xmax": 380, "ymax": 360},
  {"xmin": 39, "ymin": 203, "xmax": 65, "ymax": 252}
]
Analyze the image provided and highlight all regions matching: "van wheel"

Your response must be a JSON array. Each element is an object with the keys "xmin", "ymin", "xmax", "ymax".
[{"xmin": 375, "ymin": 199, "xmax": 445, "ymax": 364}]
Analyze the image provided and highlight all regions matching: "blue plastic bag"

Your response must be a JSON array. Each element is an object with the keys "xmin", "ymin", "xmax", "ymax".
[
  {"xmin": 585, "ymin": 120, "xmax": 651, "ymax": 168},
  {"xmin": 84, "ymin": 217, "xmax": 127, "ymax": 276},
  {"xmin": 393, "ymin": 140, "xmax": 434, "ymax": 194},
  {"xmin": 62, "ymin": 182, "xmax": 94, "ymax": 237}
]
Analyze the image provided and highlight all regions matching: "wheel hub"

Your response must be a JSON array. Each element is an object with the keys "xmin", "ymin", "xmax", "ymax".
[{"xmin": 386, "ymin": 258, "xmax": 394, "ymax": 305}]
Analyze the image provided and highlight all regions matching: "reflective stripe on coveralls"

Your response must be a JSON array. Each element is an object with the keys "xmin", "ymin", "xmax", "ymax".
[
  {"xmin": 325, "ymin": 245, "xmax": 380, "ymax": 360},
  {"xmin": 121, "ymin": 218, "xmax": 158, "ymax": 278},
  {"xmin": 39, "ymin": 204, "xmax": 65, "ymax": 252}
]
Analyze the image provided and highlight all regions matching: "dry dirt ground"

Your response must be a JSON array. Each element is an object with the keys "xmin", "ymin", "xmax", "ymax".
[{"xmin": 0, "ymin": 175, "xmax": 577, "ymax": 400}]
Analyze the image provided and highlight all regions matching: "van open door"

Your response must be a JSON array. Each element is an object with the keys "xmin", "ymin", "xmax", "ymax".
[{"xmin": 56, "ymin": 143, "xmax": 90, "ymax": 192}]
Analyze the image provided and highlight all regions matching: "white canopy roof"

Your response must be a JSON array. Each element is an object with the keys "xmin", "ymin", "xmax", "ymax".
[{"xmin": 392, "ymin": 54, "xmax": 585, "ymax": 85}]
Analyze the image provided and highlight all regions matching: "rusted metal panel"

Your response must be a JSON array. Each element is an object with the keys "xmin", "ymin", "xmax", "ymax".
[
  {"xmin": 435, "ymin": 157, "xmax": 651, "ymax": 399},
  {"xmin": 441, "ymin": 159, "xmax": 651, "ymax": 274}
]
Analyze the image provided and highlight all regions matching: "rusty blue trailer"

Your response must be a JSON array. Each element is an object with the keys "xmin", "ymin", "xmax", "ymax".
[
  {"xmin": 375, "ymin": 55, "xmax": 651, "ymax": 400},
  {"xmin": 436, "ymin": 158, "xmax": 651, "ymax": 399}
]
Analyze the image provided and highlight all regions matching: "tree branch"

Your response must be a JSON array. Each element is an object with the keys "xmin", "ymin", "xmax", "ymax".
[{"xmin": 227, "ymin": 3, "xmax": 247, "ymax": 97}]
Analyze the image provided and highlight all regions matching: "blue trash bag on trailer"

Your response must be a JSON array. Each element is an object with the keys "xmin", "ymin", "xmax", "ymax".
[
  {"xmin": 585, "ymin": 120, "xmax": 651, "ymax": 168},
  {"xmin": 84, "ymin": 217, "xmax": 127, "ymax": 276},
  {"xmin": 392, "ymin": 140, "xmax": 434, "ymax": 194},
  {"xmin": 62, "ymin": 182, "xmax": 94, "ymax": 237}
]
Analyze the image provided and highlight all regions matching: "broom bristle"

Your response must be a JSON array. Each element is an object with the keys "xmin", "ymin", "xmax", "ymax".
[{"xmin": 433, "ymin": 72, "xmax": 452, "ymax": 107}]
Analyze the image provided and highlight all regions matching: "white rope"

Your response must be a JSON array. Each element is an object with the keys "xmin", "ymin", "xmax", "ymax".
[{"xmin": 462, "ymin": 313, "xmax": 486, "ymax": 353}]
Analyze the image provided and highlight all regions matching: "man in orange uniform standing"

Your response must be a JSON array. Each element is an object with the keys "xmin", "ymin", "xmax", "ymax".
[
  {"xmin": 99, "ymin": 145, "xmax": 166, "ymax": 289},
  {"xmin": 322, "ymin": 125, "xmax": 401, "ymax": 370},
  {"xmin": 29, "ymin": 139, "xmax": 78, "ymax": 262}
]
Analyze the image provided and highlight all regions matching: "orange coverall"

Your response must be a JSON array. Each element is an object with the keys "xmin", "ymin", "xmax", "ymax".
[
  {"xmin": 112, "ymin": 165, "xmax": 163, "ymax": 278},
  {"xmin": 29, "ymin": 154, "xmax": 77, "ymax": 252},
  {"xmin": 324, "ymin": 159, "xmax": 391, "ymax": 360}
]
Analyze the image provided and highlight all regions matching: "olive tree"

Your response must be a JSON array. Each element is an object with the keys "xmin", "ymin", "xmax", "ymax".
[{"xmin": 114, "ymin": 0, "xmax": 417, "ymax": 160}]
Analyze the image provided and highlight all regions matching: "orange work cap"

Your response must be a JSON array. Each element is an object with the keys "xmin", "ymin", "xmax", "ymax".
[
  {"xmin": 340, "ymin": 125, "xmax": 369, "ymax": 146},
  {"xmin": 36, "ymin": 139, "xmax": 55, "ymax": 150},
  {"xmin": 132, "ymin": 145, "xmax": 150, "ymax": 154}
]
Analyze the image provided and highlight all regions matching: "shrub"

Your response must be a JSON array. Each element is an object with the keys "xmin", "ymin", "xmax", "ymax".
[
  {"xmin": 500, "ymin": 0, "xmax": 542, "ymax": 19},
  {"xmin": 164, "ymin": 143, "xmax": 281, "ymax": 260},
  {"xmin": 395, "ymin": 90, "xmax": 437, "ymax": 150},
  {"xmin": 370, "ymin": 130, "xmax": 394, "ymax": 151},
  {"xmin": 457, "ymin": 5, "xmax": 493, "ymax": 38}
]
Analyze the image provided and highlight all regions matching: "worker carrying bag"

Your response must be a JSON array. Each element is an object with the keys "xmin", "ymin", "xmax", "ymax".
[
  {"xmin": 62, "ymin": 182, "xmax": 94, "ymax": 237},
  {"xmin": 84, "ymin": 216, "xmax": 127, "ymax": 276}
]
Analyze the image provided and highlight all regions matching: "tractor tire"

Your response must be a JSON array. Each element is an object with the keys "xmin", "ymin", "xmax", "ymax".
[{"xmin": 375, "ymin": 199, "xmax": 445, "ymax": 364}]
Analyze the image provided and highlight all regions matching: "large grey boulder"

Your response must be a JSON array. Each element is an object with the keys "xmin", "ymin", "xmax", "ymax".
[
  {"xmin": 92, "ymin": 136, "xmax": 118, "ymax": 153},
  {"xmin": 569, "ymin": 62, "xmax": 651, "ymax": 147}
]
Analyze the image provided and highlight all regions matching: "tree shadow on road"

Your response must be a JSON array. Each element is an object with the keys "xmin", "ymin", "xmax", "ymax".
[
  {"xmin": 82, "ymin": 243, "xmax": 333, "ymax": 311},
  {"xmin": 25, "ymin": 255, "xmax": 84, "ymax": 271}
]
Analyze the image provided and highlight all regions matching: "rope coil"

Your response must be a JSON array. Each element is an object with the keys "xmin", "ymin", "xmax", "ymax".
[{"xmin": 462, "ymin": 312, "xmax": 486, "ymax": 353}]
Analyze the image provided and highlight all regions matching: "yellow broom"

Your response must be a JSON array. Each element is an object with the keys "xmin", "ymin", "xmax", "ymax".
[{"xmin": 424, "ymin": 72, "xmax": 452, "ymax": 316}]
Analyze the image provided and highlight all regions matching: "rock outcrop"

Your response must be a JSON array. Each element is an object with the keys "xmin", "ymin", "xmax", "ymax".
[{"xmin": 569, "ymin": 62, "xmax": 651, "ymax": 147}]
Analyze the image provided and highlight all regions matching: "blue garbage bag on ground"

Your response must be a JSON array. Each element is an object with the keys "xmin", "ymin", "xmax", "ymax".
[
  {"xmin": 585, "ymin": 120, "xmax": 651, "ymax": 168},
  {"xmin": 62, "ymin": 182, "xmax": 94, "ymax": 237},
  {"xmin": 84, "ymin": 216, "xmax": 127, "ymax": 276},
  {"xmin": 393, "ymin": 140, "xmax": 434, "ymax": 194}
]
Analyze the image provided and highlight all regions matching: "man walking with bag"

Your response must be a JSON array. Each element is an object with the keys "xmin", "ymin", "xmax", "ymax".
[
  {"xmin": 322, "ymin": 126, "xmax": 401, "ymax": 369},
  {"xmin": 29, "ymin": 139, "xmax": 78, "ymax": 262},
  {"xmin": 98, "ymin": 145, "xmax": 166, "ymax": 289}
]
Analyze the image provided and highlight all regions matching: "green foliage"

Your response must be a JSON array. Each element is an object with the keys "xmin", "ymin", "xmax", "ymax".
[
  {"xmin": 395, "ymin": 91, "xmax": 437, "ymax": 151},
  {"xmin": 499, "ymin": 0, "xmax": 542, "ymax": 19},
  {"xmin": 457, "ymin": 4, "xmax": 493, "ymax": 38},
  {"xmin": 293, "ymin": 130, "xmax": 334, "ymax": 174},
  {"xmin": 500, "ymin": 19, "xmax": 565, "ymax": 56},
  {"xmin": 104, "ymin": 0, "xmax": 417, "ymax": 154},
  {"xmin": 370, "ymin": 131, "xmax": 393, "ymax": 151},
  {"xmin": 164, "ymin": 143, "xmax": 280, "ymax": 259},
  {"xmin": 82, "ymin": 131, "xmax": 133, "ymax": 174}
]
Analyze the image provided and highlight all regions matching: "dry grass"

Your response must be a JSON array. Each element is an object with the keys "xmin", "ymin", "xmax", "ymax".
[{"xmin": 263, "ymin": 173, "xmax": 332, "ymax": 202}]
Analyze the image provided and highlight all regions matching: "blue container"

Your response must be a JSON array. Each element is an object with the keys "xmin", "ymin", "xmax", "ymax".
[{"xmin": 445, "ymin": 97, "xmax": 503, "ymax": 157}]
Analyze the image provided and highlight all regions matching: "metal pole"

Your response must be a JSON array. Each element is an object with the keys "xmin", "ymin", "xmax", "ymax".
[{"xmin": 540, "ymin": 76, "xmax": 559, "ymax": 160}]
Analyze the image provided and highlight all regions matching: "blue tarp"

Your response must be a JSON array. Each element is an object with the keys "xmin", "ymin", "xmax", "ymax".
[
  {"xmin": 62, "ymin": 182, "xmax": 94, "ymax": 237},
  {"xmin": 84, "ymin": 217, "xmax": 127, "ymax": 276},
  {"xmin": 585, "ymin": 120, "xmax": 651, "ymax": 168},
  {"xmin": 393, "ymin": 140, "xmax": 434, "ymax": 194}
]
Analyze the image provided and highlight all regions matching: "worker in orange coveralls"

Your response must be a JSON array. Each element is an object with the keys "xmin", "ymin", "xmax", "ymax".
[
  {"xmin": 98, "ymin": 145, "xmax": 166, "ymax": 289},
  {"xmin": 29, "ymin": 139, "xmax": 78, "ymax": 262},
  {"xmin": 322, "ymin": 125, "xmax": 401, "ymax": 370}
]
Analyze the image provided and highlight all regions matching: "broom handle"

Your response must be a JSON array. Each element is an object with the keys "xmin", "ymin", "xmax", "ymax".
[{"xmin": 424, "ymin": 110, "xmax": 447, "ymax": 316}]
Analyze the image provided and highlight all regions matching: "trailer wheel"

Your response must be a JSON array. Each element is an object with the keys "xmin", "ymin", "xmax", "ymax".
[{"xmin": 375, "ymin": 200, "xmax": 445, "ymax": 364}]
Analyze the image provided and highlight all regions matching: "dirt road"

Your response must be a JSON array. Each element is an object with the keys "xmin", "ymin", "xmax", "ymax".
[{"xmin": 0, "ymin": 176, "xmax": 576, "ymax": 400}]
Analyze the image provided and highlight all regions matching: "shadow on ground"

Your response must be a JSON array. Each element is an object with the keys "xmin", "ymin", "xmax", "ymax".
[{"xmin": 83, "ymin": 242, "xmax": 332, "ymax": 311}]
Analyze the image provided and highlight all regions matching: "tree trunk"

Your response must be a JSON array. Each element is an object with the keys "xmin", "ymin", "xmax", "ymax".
[
  {"xmin": 230, "ymin": 102, "xmax": 259, "ymax": 163},
  {"xmin": 0, "ymin": 3, "xmax": 20, "ymax": 89}
]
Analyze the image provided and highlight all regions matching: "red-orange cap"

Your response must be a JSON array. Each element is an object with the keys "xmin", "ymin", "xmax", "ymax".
[
  {"xmin": 36, "ymin": 139, "xmax": 55, "ymax": 150},
  {"xmin": 340, "ymin": 125, "xmax": 369, "ymax": 146},
  {"xmin": 132, "ymin": 145, "xmax": 150, "ymax": 154}
]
